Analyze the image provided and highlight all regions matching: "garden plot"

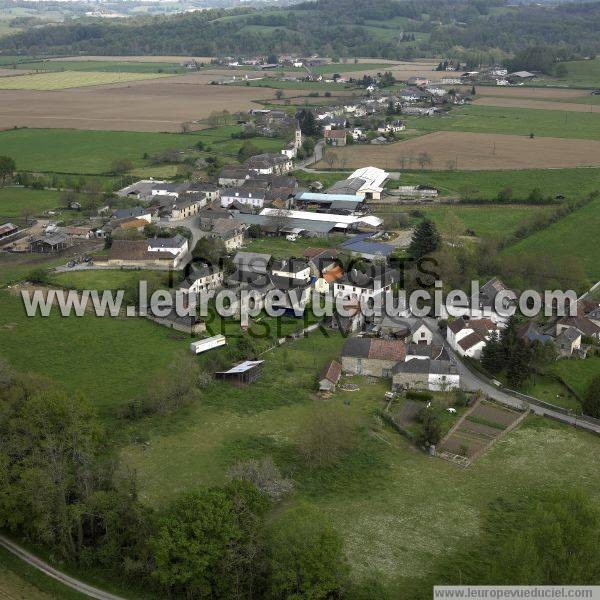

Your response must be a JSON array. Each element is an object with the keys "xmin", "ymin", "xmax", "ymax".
[{"xmin": 438, "ymin": 399, "xmax": 525, "ymax": 465}]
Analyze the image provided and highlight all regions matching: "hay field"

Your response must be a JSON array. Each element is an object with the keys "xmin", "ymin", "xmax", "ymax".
[
  {"xmin": 0, "ymin": 74, "xmax": 279, "ymax": 131},
  {"xmin": 0, "ymin": 70, "xmax": 173, "ymax": 90},
  {"xmin": 51, "ymin": 55, "xmax": 216, "ymax": 63},
  {"xmin": 319, "ymin": 131, "xmax": 600, "ymax": 170},
  {"xmin": 339, "ymin": 58, "xmax": 441, "ymax": 80}
]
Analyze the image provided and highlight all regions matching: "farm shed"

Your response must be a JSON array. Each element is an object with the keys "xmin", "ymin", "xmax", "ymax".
[
  {"xmin": 215, "ymin": 360, "xmax": 264, "ymax": 384},
  {"xmin": 28, "ymin": 232, "xmax": 71, "ymax": 253},
  {"xmin": 319, "ymin": 360, "xmax": 342, "ymax": 391}
]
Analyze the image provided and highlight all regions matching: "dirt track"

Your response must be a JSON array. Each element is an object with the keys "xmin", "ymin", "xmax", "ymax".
[{"xmin": 318, "ymin": 131, "xmax": 600, "ymax": 170}]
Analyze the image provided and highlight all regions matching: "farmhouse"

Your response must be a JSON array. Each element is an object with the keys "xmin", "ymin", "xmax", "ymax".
[
  {"xmin": 245, "ymin": 153, "xmax": 292, "ymax": 175},
  {"xmin": 270, "ymin": 258, "xmax": 311, "ymax": 282},
  {"xmin": 167, "ymin": 194, "xmax": 206, "ymax": 221},
  {"xmin": 446, "ymin": 318, "xmax": 499, "ymax": 359},
  {"xmin": 333, "ymin": 267, "xmax": 397, "ymax": 303},
  {"xmin": 392, "ymin": 358, "xmax": 460, "ymax": 392},
  {"xmin": 221, "ymin": 188, "xmax": 266, "ymax": 210},
  {"xmin": 324, "ymin": 129, "xmax": 347, "ymax": 146},
  {"xmin": 147, "ymin": 235, "xmax": 188, "ymax": 257},
  {"xmin": 96, "ymin": 240, "xmax": 184, "ymax": 269},
  {"xmin": 179, "ymin": 263, "xmax": 224, "ymax": 294},
  {"xmin": 341, "ymin": 337, "xmax": 406, "ymax": 378},
  {"xmin": 113, "ymin": 206, "xmax": 152, "ymax": 222},
  {"xmin": 209, "ymin": 218, "xmax": 245, "ymax": 251},
  {"xmin": 219, "ymin": 166, "xmax": 253, "ymax": 187}
]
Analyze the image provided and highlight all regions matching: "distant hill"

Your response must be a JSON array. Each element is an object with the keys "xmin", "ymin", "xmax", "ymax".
[{"xmin": 1, "ymin": 0, "xmax": 600, "ymax": 61}]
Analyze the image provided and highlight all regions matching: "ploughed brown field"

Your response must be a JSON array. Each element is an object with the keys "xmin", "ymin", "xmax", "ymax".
[
  {"xmin": 318, "ymin": 131, "xmax": 600, "ymax": 170},
  {"xmin": 472, "ymin": 96, "xmax": 600, "ymax": 113},
  {"xmin": 340, "ymin": 59, "xmax": 442, "ymax": 81},
  {"xmin": 0, "ymin": 73, "xmax": 295, "ymax": 131}
]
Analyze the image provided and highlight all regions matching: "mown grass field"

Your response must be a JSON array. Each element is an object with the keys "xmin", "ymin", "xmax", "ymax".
[
  {"xmin": 0, "ymin": 187, "xmax": 62, "ymax": 219},
  {"xmin": 15, "ymin": 60, "xmax": 188, "ymax": 74},
  {"xmin": 0, "ymin": 128, "xmax": 196, "ymax": 173},
  {"xmin": 408, "ymin": 104, "xmax": 600, "ymax": 140},
  {"xmin": 0, "ymin": 70, "xmax": 172, "ymax": 90},
  {"xmin": 502, "ymin": 196, "xmax": 600, "ymax": 280},
  {"xmin": 0, "ymin": 290, "xmax": 189, "ymax": 420}
]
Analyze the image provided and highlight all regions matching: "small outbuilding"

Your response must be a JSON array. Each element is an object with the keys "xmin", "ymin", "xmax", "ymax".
[
  {"xmin": 215, "ymin": 360, "xmax": 264, "ymax": 385},
  {"xmin": 319, "ymin": 360, "xmax": 342, "ymax": 392}
]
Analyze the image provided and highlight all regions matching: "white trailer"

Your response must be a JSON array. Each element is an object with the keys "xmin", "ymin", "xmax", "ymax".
[{"xmin": 189, "ymin": 334, "xmax": 227, "ymax": 354}]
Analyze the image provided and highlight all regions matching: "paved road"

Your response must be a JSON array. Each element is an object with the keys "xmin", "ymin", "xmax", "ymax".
[
  {"xmin": 413, "ymin": 317, "xmax": 600, "ymax": 435},
  {"xmin": 0, "ymin": 534, "xmax": 127, "ymax": 600}
]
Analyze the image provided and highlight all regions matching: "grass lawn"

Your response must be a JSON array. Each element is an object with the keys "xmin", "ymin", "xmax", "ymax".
[
  {"xmin": 0, "ymin": 70, "xmax": 173, "ymax": 90},
  {"xmin": 0, "ymin": 128, "xmax": 198, "ymax": 174},
  {"xmin": 0, "ymin": 187, "xmax": 62, "ymax": 219},
  {"xmin": 375, "ymin": 203, "xmax": 555, "ymax": 238},
  {"xmin": 502, "ymin": 196, "xmax": 600, "ymax": 280},
  {"xmin": 408, "ymin": 104, "xmax": 600, "ymax": 140},
  {"xmin": 49, "ymin": 269, "xmax": 174, "ymax": 292},
  {"xmin": 244, "ymin": 234, "xmax": 345, "ymax": 258},
  {"xmin": 548, "ymin": 356, "xmax": 600, "ymax": 398},
  {"xmin": 523, "ymin": 374, "xmax": 581, "ymax": 412}
]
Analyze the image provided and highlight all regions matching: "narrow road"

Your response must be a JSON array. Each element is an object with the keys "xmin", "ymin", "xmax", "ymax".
[
  {"xmin": 0, "ymin": 534, "xmax": 127, "ymax": 600},
  {"xmin": 414, "ymin": 317, "xmax": 600, "ymax": 435}
]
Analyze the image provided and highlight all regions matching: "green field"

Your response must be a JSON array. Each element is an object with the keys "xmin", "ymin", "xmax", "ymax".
[
  {"xmin": 14, "ymin": 60, "xmax": 188, "ymax": 74},
  {"xmin": 549, "ymin": 356, "xmax": 600, "ymax": 398},
  {"xmin": 376, "ymin": 204, "xmax": 555, "ymax": 238},
  {"xmin": 503, "ymin": 196, "xmax": 600, "ymax": 279},
  {"xmin": 0, "ymin": 187, "xmax": 62, "ymax": 219},
  {"xmin": 408, "ymin": 104, "xmax": 600, "ymax": 140},
  {"xmin": 0, "ymin": 128, "xmax": 197, "ymax": 174},
  {"xmin": 296, "ymin": 167, "xmax": 600, "ymax": 202},
  {"xmin": 49, "ymin": 269, "xmax": 174, "ymax": 292},
  {"xmin": 0, "ymin": 290, "xmax": 189, "ymax": 420},
  {"xmin": 536, "ymin": 58, "xmax": 600, "ymax": 89},
  {"xmin": 0, "ymin": 70, "xmax": 172, "ymax": 90},
  {"xmin": 245, "ymin": 234, "xmax": 344, "ymax": 257}
]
